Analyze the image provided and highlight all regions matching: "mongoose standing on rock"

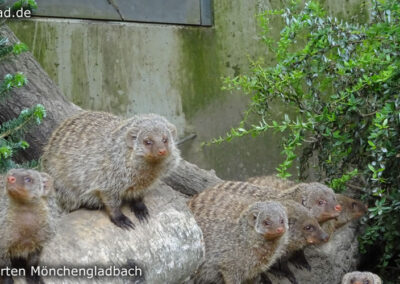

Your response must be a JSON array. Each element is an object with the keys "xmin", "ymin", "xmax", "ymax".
[
  {"xmin": 189, "ymin": 188, "xmax": 289, "ymax": 284},
  {"xmin": 41, "ymin": 111, "xmax": 180, "ymax": 229},
  {"xmin": 322, "ymin": 194, "xmax": 367, "ymax": 235},
  {"xmin": 342, "ymin": 271, "xmax": 382, "ymax": 284},
  {"xmin": 0, "ymin": 168, "xmax": 58, "ymax": 284}
]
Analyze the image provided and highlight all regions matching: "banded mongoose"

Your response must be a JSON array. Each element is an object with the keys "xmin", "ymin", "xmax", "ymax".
[
  {"xmin": 322, "ymin": 194, "xmax": 367, "ymax": 235},
  {"xmin": 0, "ymin": 168, "xmax": 58, "ymax": 284},
  {"xmin": 41, "ymin": 111, "xmax": 180, "ymax": 229},
  {"xmin": 189, "ymin": 190, "xmax": 288, "ymax": 284},
  {"xmin": 260, "ymin": 200, "xmax": 330, "ymax": 284},
  {"xmin": 342, "ymin": 271, "xmax": 382, "ymax": 284},
  {"xmin": 223, "ymin": 180, "xmax": 342, "ymax": 223}
]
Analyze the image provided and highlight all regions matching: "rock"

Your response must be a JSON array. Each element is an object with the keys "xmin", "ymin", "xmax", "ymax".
[
  {"xmin": 163, "ymin": 160, "xmax": 223, "ymax": 196},
  {"xmin": 40, "ymin": 182, "xmax": 204, "ymax": 284}
]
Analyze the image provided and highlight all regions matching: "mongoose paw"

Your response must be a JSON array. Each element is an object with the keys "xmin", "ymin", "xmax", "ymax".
[
  {"xmin": 289, "ymin": 251, "xmax": 311, "ymax": 271},
  {"xmin": 130, "ymin": 201, "xmax": 150, "ymax": 223},
  {"xmin": 110, "ymin": 214, "xmax": 135, "ymax": 230},
  {"xmin": 260, "ymin": 272, "xmax": 273, "ymax": 284}
]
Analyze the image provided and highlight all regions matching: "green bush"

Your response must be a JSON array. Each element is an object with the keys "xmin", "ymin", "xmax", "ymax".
[
  {"xmin": 0, "ymin": 0, "xmax": 45, "ymax": 173},
  {"xmin": 215, "ymin": 0, "xmax": 400, "ymax": 280}
]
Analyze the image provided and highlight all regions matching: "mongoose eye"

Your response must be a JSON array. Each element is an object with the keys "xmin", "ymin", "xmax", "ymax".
[
  {"xmin": 162, "ymin": 137, "xmax": 168, "ymax": 143},
  {"xmin": 24, "ymin": 176, "xmax": 32, "ymax": 183},
  {"xmin": 144, "ymin": 140, "xmax": 153, "ymax": 146},
  {"xmin": 263, "ymin": 220, "xmax": 271, "ymax": 226},
  {"xmin": 318, "ymin": 200, "xmax": 326, "ymax": 206},
  {"xmin": 280, "ymin": 219, "xmax": 284, "ymax": 224},
  {"xmin": 304, "ymin": 225, "xmax": 314, "ymax": 231},
  {"xmin": 363, "ymin": 280, "xmax": 370, "ymax": 284}
]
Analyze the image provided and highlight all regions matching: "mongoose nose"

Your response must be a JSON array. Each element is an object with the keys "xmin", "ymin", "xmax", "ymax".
[
  {"xmin": 335, "ymin": 204, "xmax": 342, "ymax": 212},
  {"xmin": 7, "ymin": 176, "xmax": 16, "ymax": 184},
  {"xmin": 276, "ymin": 227, "xmax": 284, "ymax": 234},
  {"xmin": 158, "ymin": 149, "xmax": 167, "ymax": 156}
]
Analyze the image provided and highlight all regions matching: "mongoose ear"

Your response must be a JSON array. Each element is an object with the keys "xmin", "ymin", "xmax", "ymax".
[
  {"xmin": 372, "ymin": 274, "xmax": 382, "ymax": 284},
  {"xmin": 126, "ymin": 126, "xmax": 140, "ymax": 148},
  {"xmin": 248, "ymin": 211, "xmax": 259, "ymax": 227},
  {"xmin": 40, "ymin": 172, "xmax": 54, "ymax": 197}
]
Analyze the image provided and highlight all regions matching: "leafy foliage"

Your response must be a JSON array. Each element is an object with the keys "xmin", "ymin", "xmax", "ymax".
[
  {"xmin": 216, "ymin": 0, "xmax": 400, "ymax": 280},
  {"xmin": 0, "ymin": 0, "xmax": 44, "ymax": 173}
]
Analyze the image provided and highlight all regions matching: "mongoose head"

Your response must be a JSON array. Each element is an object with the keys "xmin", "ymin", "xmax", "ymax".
[
  {"xmin": 335, "ymin": 194, "xmax": 367, "ymax": 227},
  {"xmin": 243, "ymin": 201, "xmax": 288, "ymax": 240},
  {"xmin": 5, "ymin": 169, "xmax": 54, "ymax": 203},
  {"xmin": 284, "ymin": 201, "xmax": 329, "ymax": 248},
  {"xmin": 297, "ymin": 215, "xmax": 329, "ymax": 245},
  {"xmin": 296, "ymin": 182, "xmax": 342, "ymax": 223},
  {"xmin": 286, "ymin": 202, "xmax": 330, "ymax": 246},
  {"xmin": 341, "ymin": 271, "xmax": 382, "ymax": 284},
  {"xmin": 126, "ymin": 116, "xmax": 178, "ymax": 163}
]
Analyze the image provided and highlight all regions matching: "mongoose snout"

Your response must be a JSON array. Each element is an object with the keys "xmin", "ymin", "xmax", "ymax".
[
  {"xmin": 264, "ymin": 226, "xmax": 286, "ymax": 240},
  {"xmin": 306, "ymin": 228, "xmax": 329, "ymax": 244}
]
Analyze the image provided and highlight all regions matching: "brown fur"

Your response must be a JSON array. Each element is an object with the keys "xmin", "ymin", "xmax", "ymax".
[
  {"xmin": 0, "ymin": 168, "xmax": 58, "ymax": 284},
  {"xmin": 342, "ymin": 271, "xmax": 382, "ymax": 284},
  {"xmin": 248, "ymin": 175, "xmax": 296, "ymax": 190},
  {"xmin": 189, "ymin": 183, "xmax": 289, "ymax": 284},
  {"xmin": 41, "ymin": 111, "xmax": 180, "ymax": 229}
]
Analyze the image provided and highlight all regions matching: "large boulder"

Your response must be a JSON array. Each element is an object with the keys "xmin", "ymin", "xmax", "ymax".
[{"xmin": 39, "ymin": 182, "xmax": 204, "ymax": 284}]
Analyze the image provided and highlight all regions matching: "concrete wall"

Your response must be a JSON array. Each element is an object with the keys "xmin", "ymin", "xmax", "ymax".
[{"xmin": 8, "ymin": 0, "xmax": 368, "ymax": 180}]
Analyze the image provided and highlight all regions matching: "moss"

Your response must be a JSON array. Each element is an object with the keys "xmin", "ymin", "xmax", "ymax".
[
  {"xmin": 177, "ymin": 27, "xmax": 223, "ymax": 119},
  {"xmin": 9, "ymin": 20, "xmax": 59, "ymax": 82}
]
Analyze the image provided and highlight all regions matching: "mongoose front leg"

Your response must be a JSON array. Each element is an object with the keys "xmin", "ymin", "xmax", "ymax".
[
  {"xmin": 289, "ymin": 250, "xmax": 311, "ymax": 271},
  {"xmin": 8, "ymin": 257, "xmax": 26, "ymax": 284},
  {"xmin": 25, "ymin": 251, "xmax": 44, "ymax": 284},
  {"xmin": 279, "ymin": 260, "xmax": 298, "ymax": 284},
  {"xmin": 99, "ymin": 192, "xmax": 134, "ymax": 230},
  {"xmin": 130, "ymin": 197, "xmax": 149, "ymax": 222},
  {"xmin": 260, "ymin": 272, "xmax": 273, "ymax": 284}
]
